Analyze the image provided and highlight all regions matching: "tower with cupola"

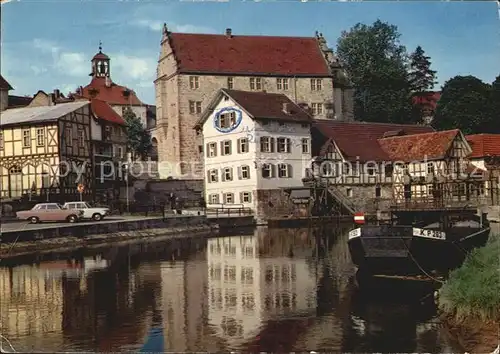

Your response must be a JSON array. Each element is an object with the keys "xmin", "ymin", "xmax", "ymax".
[{"xmin": 91, "ymin": 42, "xmax": 110, "ymax": 79}]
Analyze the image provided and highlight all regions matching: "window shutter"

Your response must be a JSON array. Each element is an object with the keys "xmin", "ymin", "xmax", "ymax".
[
  {"xmin": 288, "ymin": 164, "xmax": 293, "ymax": 178},
  {"xmin": 237, "ymin": 139, "xmax": 241, "ymax": 154},
  {"xmin": 260, "ymin": 137, "xmax": 265, "ymax": 152},
  {"xmin": 221, "ymin": 169, "xmax": 226, "ymax": 182},
  {"xmin": 238, "ymin": 166, "xmax": 242, "ymax": 180},
  {"xmin": 239, "ymin": 192, "xmax": 243, "ymax": 202},
  {"xmin": 220, "ymin": 141, "xmax": 224, "ymax": 155},
  {"xmin": 270, "ymin": 164, "xmax": 275, "ymax": 178},
  {"xmin": 207, "ymin": 170, "xmax": 211, "ymax": 182},
  {"xmin": 246, "ymin": 166, "xmax": 250, "ymax": 179},
  {"xmin": 229, "ymin": 168, "xmax": 233, "ymax": 181},
  {"xmin": 261, "ymin": 165, "xmax": 266, "ymax": 178},
  {"xmin": 286, "ymin": 139, "xmax": 291, "ymax": 153},
  {"xmin": 228, "ymin": 141, "xmax": 232, "ymax": 154},
  {"xmin": 206, "ymin": 144, "xmax": 210, "ymax": 157},
  {"xmin": 270, "ymin": 138, "xmax": 275, "ymax": 153}
]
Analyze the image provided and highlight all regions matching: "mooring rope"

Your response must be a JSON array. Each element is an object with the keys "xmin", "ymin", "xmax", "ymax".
[{"xmin": 398, "ymin": 236, "xmax": 445, "ymax": 284}]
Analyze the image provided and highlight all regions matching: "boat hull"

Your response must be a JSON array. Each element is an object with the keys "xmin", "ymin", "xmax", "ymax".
[{"xmin": 348, "ymin": 225, "xmax": 490, "ymax": 276}]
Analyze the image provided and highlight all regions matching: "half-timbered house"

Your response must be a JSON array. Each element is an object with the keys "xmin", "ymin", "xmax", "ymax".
[
  {"xmin": 309, "ymin": 120, "xmax": 434, "ymax": 212},
  {"xmin": 0, "ymin": 101, "xmax": 93, "ymax": 201}
]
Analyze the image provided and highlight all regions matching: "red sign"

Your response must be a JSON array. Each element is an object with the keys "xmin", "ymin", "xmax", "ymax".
[{"xmin": 354, "ymin": 212, "xmax": 365, "ymax": 224}]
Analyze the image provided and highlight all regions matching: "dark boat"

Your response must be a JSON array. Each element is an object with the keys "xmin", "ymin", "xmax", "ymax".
[{"xmin": 348, "ymin": 206, "xmax": 491, "ymax": 278}]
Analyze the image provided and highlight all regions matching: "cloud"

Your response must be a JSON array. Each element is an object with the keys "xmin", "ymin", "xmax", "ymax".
[
  {"xmin": 112, "ymin": 54, "xmax": 156, "ymax": 81},
  {"xmin": 132, "ymin": 18, "xmax": 216, "ymax": 34},
  {"xmin": 56, "ymin": 52, "xmax": 88, "ymax": 77}
]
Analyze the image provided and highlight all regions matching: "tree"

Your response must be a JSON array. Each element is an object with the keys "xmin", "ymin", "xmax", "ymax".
[
  {"xmin": 490, "ymin": 75, "xmax": 500, "ymax": 132},
  {"xmin": 123, "ymin": 108, "xmax": 152, "ymax": 160},
  {"xmin": 408, "ymin": 46, "xmax": 437, "ymax": 93},
  {"xmin": 433, "ymin": 75, "xmax": 493, "ymax": 134},
  {"xmin": 336, "ymin": 20, "xmax": 415, "ymax": 123}
]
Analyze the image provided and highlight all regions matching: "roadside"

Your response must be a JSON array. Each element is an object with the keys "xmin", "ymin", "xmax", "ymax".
[{"xmin": 437, "ymin": 233, "xmax": 500, "ymax": 353}]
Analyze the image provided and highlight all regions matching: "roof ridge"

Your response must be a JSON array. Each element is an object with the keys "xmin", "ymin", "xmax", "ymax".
[
  {"xmin": 378, "ymin": 128, "xmax": 458, "ymax": 140},
  {"xmin": 314, "ymin": 119, "xmax": 434, "ymax": 128},
  {"xmin": 171, "ymin": 32, "xmax": 317, "ymax": 40}
]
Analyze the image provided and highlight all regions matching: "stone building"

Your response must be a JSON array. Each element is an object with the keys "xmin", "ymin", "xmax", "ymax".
[
  {"xmin": 195, "ymin": 89, "xmax": 312, "ymax": 220},
  {"xmin": 154, "ymin": 25, "xmax": 353, "ymax": 177}
]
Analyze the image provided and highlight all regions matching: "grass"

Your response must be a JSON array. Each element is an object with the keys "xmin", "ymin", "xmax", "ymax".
[{"xmin": 438, "ymin": 234, "xmax": 500, "ymax": 323}]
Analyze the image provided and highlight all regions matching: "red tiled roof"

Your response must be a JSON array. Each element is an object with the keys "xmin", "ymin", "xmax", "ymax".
[
  {"xmin": 78, "ymin": 77, "xmax": 143, "ymax": 106},
  {"xmin": 168, "ymin": 32, "xmax": 331, "ymax": 76},
  {"xmin": 466, "ymin": 134, "xmax": 500, "ymax": 159},
  {"xmin": 412, "ymin": 91, "xmax": 441, "ymax": 109},
  {"xmin": 378, "ymin": 129, "xmax": 459, "ymax": 162},
  {"xmin": 223, "ymin": 89, "xmax": 313, "ymax": 123},
  {"xmin": 313, "ymin": 120, "xmax": 434, "ymax": 162},
  {"xmin": 93, "ymin": 51, "xmax": 110, "ymax": 60},
  {"xmin": 0, "ymin": 75, "xmax": 13, "ymax": 90},
  {"xmin": 91, "ymin": 99, "xmax": 126, "ymax": 125}
]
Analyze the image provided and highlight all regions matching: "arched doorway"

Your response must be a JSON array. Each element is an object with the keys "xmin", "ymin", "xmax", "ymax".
[{"xmin": 9, "ymin": 165, "xmax": 22, "ymax": 198}]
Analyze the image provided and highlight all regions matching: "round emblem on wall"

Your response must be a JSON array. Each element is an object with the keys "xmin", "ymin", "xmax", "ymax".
[{"xmin": 213, "ymin": 107, "xmax": 243, "ymax": 133}]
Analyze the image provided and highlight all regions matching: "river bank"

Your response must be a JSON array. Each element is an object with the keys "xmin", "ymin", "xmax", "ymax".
[
  {"xmin": 438, "ymin": 234, "xmax": 499, "ymax": 353},
  {"xmin": 0, "ymin": 222, "xmax": 218, "ymax": 259}
]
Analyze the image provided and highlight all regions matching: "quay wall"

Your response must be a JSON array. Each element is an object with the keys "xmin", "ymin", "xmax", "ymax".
[{"xmin": 0, "ymin": 216, "xmax": 218, "ymax": 259}]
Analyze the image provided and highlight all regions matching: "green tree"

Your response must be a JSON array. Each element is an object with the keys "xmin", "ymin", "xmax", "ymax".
[
  {"xmin": 123, "ymin": 108, "xmax": 152, "ymax": 160},
  {"xmin": 336, "ymin": 19, "xmax": 414, "ymax": 123},
  {"xmin": 433, "ymin": 75, "xmax": 493, "ymax": 134},
  {"xmin": 408, "ymin": 46, "xmax": 437, "ymax": 93},
  {"xmin": 490, "ymin": 75, "xmax": 500, "ymax": 132}
]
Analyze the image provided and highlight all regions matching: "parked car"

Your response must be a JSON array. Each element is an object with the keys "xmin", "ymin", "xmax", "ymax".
[
  {"xmin": 16, "ymin": 203, "xmax": 84, "ymax": 224},
  {"xmin": 63, "ymin": 202, "xmax": 110, "ymax": 221}
]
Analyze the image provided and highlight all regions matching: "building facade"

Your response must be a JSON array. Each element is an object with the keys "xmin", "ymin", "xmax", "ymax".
[
  {"xmin": 154, "ymin": 26, "xmax": 353, "ymax": 177},
  {"xmin": 0, "ymin": 75, "xmax": 13, "ymax": 112},
  {"xmin": 0, "ymin": 101, "xmax": 93, "ymax": 201},
  {"xmin": 195, "ymin": 89, "xmax": 312, "ymax": 219}
]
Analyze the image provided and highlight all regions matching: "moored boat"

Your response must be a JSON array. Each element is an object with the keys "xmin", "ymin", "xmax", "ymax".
[{"xmin": 348, "ymin": 206, "xmax": 491, "ymax": 278}]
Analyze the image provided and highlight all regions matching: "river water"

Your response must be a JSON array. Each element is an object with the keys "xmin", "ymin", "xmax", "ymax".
[{"xmin": 0, "ymin": 226, "xmax": 465, "ymax": 352}]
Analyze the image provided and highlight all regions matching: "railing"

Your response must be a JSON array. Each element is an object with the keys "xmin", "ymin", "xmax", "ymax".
[
  {"xmin": 205, "ymin": 205, "xmax": 254, "ymax": 218},
  {"xmin": 303, "ymin": 177, "xmax": 356, "ymax": 215}
]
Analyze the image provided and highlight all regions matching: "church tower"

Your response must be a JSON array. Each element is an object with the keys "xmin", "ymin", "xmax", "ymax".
[{"xmin": 90, "ymin": 42, "xmax": 111, "ymax": 79}]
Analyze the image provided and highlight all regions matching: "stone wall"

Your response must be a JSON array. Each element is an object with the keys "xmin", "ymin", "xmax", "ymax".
[
  {"xmin": 254, "ymin": 189, "xmax": 297, "ymax": 222},
  {"xmin": 335, "ymin": 184, "xmax": 393, "ymax": 213}
]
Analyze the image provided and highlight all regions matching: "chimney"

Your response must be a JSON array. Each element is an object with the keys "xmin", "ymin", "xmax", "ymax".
[
  {"xmin": 53, "ymin": 89, "xmax": 60, "ymax": 99},
  {"xmin": 226, "ymin": 28, "xmax": 232, "ymax": 38},
  {"xmin": 282, "ymin": 102, "xmax": 290, "ymax": 114}
]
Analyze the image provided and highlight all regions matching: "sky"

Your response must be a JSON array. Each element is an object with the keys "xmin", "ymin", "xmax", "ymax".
[{"xmin": 1, "ymin": 0, "xmax": 499, "ymax": 105}]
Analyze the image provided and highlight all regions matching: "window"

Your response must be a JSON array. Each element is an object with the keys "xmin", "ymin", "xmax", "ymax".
[
  {"xmin": 227, "ymin": 77, "xmax": 234, "ymax": 89},
  {"xmin": 240, "ymin": 192, "xmax": 252, "ymax": 203},
  {"xmin": 311, "ymin": 103, "xmax": 323, "ymax": 115},
  {"xmin": 207, "ymin": 169, "xmax": 218, "ymax": 183},
  {"xmin": 223, "ymin": 192, "xmax": 234, "ymax": 204},
  {"xmin": 276, "ymin": 78, "xmax": 289, "ymax": 90},
  {"xmin": 262, "ymin": 163, "xmax": 274, "ymax": 178},
  {"xmin": 189, "ymin": 76, "xmax": 199, "ymax": 89},
  {"xmin": 277, "ymin": 137, "xmax": 291, "ymax": 153},
  {"xmin": 321, "ymin": 162, "xmax": 334, "ymax": 177},
  {"xmin": 206, "ymin": 142, "xmax": 217, "ymax": 157},
  {"xmin": 117, "ymin": 147, "xmax": 123, "ymax": 158},
  {"xmin": 260, "ymin": 136, "xmax": 275, "ymax": 152},
  {"xmin": 250, "ymin": 77, "xmax": 262, "ymax": 90},
  {"xmin": 375, "ymin": 186, "xmax": 381, "ymax": 198},
  {"xmin": 65, "ymin": 127, "xmax": 72, "ymax": 145},
  {"xmin": 384, "ymin": 164, "xmax": 393, "ymax": 177},
  {"xmin": 427, "ymin": 162, "xmax": 435, "ymax": 174},
  {"xmin": 220, "ymin": 140, "xmax": 232, "ymax": 156},
  {"xmin": 366, "ymin": 165, "xmax": 376, "ymax": 176},
  {"xmin": 346, "ymin": 188, "xmax": 353, "ymax": 197},
  {"xmin": 301, "ymin": 138, "xmax": 310, "ymax": 154},
  {"xmin": 217, "ymin": 112, "xmax": 236, "ymax": 129},
  {"xmin": 78, "ymin": 129, "xmax": 84, "ymax": 147},
  {"xmin": 238, "ymin": 165, "xmax": 250, "ymax": 179},
  {"xmin": 222, "ymin": 167, "xmax": 233, "ymax": 181},
  {"xmin": 278, "ymin": 163, "xmax": 292, "ymax": 178},
  {"xmin": 36, "ymin": 128, "xmax": 44, "ymax": 147},
  {"xmin": 209, "ymin": 194, "xmax": 219, "ymax": 204},
  {"xmin": 22, "ymin": 129, "xmax": 31, "ymax": 147},
  {"xmin": 237, "ymin": 138, "xmax": 249, "ymax": 153},
  {"xmin": 311, "ymin": 79, "xmax": 322, "ymax": 91},
  {"xmin": 189, "ymin": 100, "xmax": 202, "ymax": 114},
  {"xmin": 0, "ymin": 131, "xmax": 3, "ymax": 150}
]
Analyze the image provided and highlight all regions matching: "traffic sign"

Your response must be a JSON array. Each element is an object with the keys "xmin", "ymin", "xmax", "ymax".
[{"xmin": 354, "ymin": 212, "xmax": 365, "ymax": 224}]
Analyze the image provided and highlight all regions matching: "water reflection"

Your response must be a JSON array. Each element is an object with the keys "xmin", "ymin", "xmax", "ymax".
[{"xmin": 0, "ymin": 227, "xmax": 463, "ymax": 352}]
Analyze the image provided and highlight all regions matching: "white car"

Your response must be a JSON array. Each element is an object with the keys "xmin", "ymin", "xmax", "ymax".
[{"xmin": 63, "ymin": 202, "xmax": 110, "ymax": 221}]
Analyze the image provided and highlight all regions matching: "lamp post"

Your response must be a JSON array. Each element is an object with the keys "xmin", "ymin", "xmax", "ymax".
[{"xmin": 124, "ymin": 162, "xmax": 130, "ymax": 213}]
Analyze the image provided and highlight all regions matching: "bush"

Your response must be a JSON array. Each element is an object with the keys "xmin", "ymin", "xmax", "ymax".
[{"xmin": 438, "ymin": 236, "xmax": 500, "ymax": 322}]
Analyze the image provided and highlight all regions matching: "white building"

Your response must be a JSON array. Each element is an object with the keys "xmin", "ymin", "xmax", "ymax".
[
  {"xmin": 195, "ymin": 89, "xmax": 313, "ymax": 217},
  {"xmin": 206, "ymin": 235, "xmax": 317, "ymax": 348}
]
